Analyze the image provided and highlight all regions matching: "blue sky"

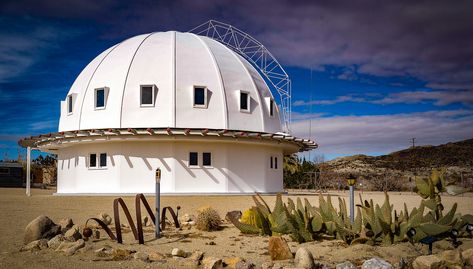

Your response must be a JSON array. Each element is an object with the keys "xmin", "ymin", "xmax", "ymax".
[{"xmin": 1, "ymin": 0, "xmax": 473, "ymax": 161}]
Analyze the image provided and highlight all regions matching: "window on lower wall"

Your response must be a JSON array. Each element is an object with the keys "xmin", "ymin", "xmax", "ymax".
[
  {"xmin": 203, "ymin": 152, "xmax": 212, "ymax": 166},
  {"xmin": 89, "ymin": 153, "xmax": 97, "ymax": 168},
  {"xmin": 189, "ymin": 152, "xmax": 198, "ymax": 166},
  {"xmin": 99, "ymin": 153, "xmax": 107, "ymax": 167},
  {"xmin": 89, "ymin": 153, "xmax": 107, "ymax": 168},
  {"xmin": 270, "ymin": 156, "xmax": 278, "ymax": 170}
]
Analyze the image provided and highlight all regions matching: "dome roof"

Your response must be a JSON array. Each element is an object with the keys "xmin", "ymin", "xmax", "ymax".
[{"xmin": 59, "ymin": 31, "xmax": 281, "ymax": 133}]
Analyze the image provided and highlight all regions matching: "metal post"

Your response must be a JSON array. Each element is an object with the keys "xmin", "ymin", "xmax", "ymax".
[
  {"xmin": 349, "ymin": 185, "xmax": 354, "ymax": 223},
  {"xmin": 26, "ymin": 146, "xmax": 31, "ymax": 197},
  {"xmin": 347, "ymin": 174, "xmax": 356, "ymax": 224},
  {"xmin": 155, "ymin": 168, "xmax": 161, "ymax": 239}
]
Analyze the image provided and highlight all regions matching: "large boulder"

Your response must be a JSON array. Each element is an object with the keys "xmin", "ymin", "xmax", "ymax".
[
  {"xmin": 24, "ymin": 215, "xmax": 61, "ymax": 244},
  {"xmin": 294, "ymin": 247, "xmax": 315, "ymax": 269},
  {"xmin": 268, "ymin": 236, "xmax": 293, "ymax": 261}
]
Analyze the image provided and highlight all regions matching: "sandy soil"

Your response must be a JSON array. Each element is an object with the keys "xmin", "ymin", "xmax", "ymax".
[{"xmin": 1, "ymin": 188, "xmax": 472, "ymax": 268}]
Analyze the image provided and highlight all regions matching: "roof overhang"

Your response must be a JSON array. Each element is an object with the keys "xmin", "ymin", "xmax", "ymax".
[{"xmin": 18, "ymin": 128, "xmax": 317, "ymax": 155}]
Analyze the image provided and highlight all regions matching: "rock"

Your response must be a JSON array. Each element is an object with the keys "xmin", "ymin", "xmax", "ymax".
[
  {"xmin": 20, "ymin": 239, "xmax": 48, "ymax": 251},
  {"xmin": 133, "ymin": 252, "xmax": 150, "ymax": 262},
  {"xmin": 180, "ymin": 213, "xmax": 195, "ymax": 223},
  {"xmin": 362, "ymin": 258, "xmax": 393, "ymax": 269},
  {"xmin": 171, "ymin": 248, "xmax": 187, "ymax": 257},
  {"xmin": 202, "ymin": 257, "xmax": 223, "ymax": 269},
  {"xmin": 188, "ymin": 220, "xmax": 196, "ymax": 226},
  {"xmin": 47, "ymin": 234, "xmax": 65, "ymax": 249},
  {"xmin": 92, "ymin": 229, "xmax": 100, "ymax": 239},
  {"xmin": 336, "ymin": 261, "xmax": 357, "ymax": 269},
  {"xmin": 95, "ymin": 247, "xmax": 113, "ymax": 257},
  {"xmin": 97, "ymin": 212, "xmax": 112, "ymax": 226},
  {"xmin": 56, "ymin": 239, "xmax": 85, "ymax": 256},
  {"xmin": 268, "ymin": 236, "xmax": 293, "ymax": 261},
  {"xmin": 294, "ymin": 247, "xmax": 315, "ymax": 269},
  {"xmin": 412, "ymin": 255, "xmax": 445, "ymax": 269},
  {"xmin": 58, "ymin": 218, "xmax": 74, "ymax": 232},
  {"xmin": 24, "ymin": 215, "xmax": 61, "ymax": 244},
  {"xmin": 64, "ymin": 225, "xmax": 82, "ymax": 241},
  {"xmin": 462, "ymin": 248, "xmax": 473, "ymax": 267},
  {"xmin": 148, "ymin": 251, "xmax": 166, "ymax": 261},
  {"xmin": 224, "ymin": 257, "xmax": 245, "ymax": 268},
  {"xmin": 235, "ymin": 261, "xmax": 255, "ymax": 269},
  {"xmin": 78, "ymin": 243, "xmax": 93, "ymax": 253},
  {"xmin": 188, "ymin": 250, "xmax": 204, "ymax": 265},
  {"xmin": 206, "ymin": 241, "xmax": 216, "ymax": 245},
  {"xmin": 261, "ymin": 261, "xmax": 274, "ymax": 269},
  {"xmin": 111, "ymin": 248, "xmax": 134, "ymax": 260},
  {"xmin": 225, "ymin": 211, "xmax": 242, "ymax": 223},
  {"xmin": 64, "ymin": 239, "xmax": 85, "ymax": 256},
  {"xmin": 437, "ymin": 250, "xmax": 462, "ymax": 267}
]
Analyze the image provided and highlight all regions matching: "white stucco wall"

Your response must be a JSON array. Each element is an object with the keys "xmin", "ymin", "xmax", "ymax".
[{"xmin": 56, "ymin": 140, "xmax": 283, "ymax": 194}]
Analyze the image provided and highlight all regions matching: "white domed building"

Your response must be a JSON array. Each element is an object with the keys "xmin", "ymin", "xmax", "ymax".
[{"xmin": 20, "ymin": 23, "xmax": 316, "ymax": 195}]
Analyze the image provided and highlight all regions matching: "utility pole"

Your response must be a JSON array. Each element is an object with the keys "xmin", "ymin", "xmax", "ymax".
[{"xmin": 411, "ymin": 138, "xmax": 416, "ymax": 148}]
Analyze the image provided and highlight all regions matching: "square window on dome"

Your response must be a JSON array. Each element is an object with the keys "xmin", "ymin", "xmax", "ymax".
[
  {"xmin": 240, "ymin": 91, "xmax": 250, "ymax": 112},
  {"xmin": 95, "ymin": 88, "xmax": 107, "ymax": 109},
  {"xmin": 140, "ymin": 85, "xmax": 156, "ymax": 107},
  {"xmin": 67, "ymin": 95, "xmax": 73, "ymax": 114},
  {"xmin": 193, "ymin": 86, "xmax": 207, "ymax": 108}
]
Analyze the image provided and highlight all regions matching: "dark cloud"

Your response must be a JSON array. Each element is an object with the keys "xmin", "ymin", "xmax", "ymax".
[{"xmin": 3, "ymin": 0, "xmax": 471, "ymax": 90}]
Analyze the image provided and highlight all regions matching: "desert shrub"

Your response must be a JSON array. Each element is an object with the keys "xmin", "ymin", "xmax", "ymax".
[{"xmin": 195, "ymin": 207, "xmax": 221, "ymax": 231}]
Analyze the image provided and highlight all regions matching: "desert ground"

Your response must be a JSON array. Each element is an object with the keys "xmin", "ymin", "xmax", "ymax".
[{"xmin": 1, "ymin": 188, "xmax": 473, "ymax": 268}]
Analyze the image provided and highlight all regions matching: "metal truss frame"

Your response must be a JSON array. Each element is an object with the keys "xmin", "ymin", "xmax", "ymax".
[{"xmin": 189, "ymin": 20, "xmax": 292, "ymax": 133}]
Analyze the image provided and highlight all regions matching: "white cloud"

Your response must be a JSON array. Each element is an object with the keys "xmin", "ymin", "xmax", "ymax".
[
  {"xmin": 293, "ymin": 90, "xmax": 473, "ymax": 107},
  {"xmin": 292, "ymin": 110, "xmax": 473, "ymax": 157}
]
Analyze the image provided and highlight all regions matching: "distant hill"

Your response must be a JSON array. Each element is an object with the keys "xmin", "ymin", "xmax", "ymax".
[{"xmin": 318, "ymin": 138, "xmax": 473, "ymax": 191}]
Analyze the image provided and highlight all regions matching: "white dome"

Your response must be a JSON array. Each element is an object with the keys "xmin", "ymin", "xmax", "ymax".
[{"xmin": 59, "ymin": 31, "xmax": 281, "ymax": 133}]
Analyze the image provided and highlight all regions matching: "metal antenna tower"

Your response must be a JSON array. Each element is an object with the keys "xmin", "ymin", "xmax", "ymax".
[{"xmin": 189, "ymin": 20, "xmax": 292, "ymax": 133}]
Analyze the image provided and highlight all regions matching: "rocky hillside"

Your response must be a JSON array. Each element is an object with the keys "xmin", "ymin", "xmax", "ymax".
[{"xmin": 318, "ymin": 138, "xmax": 473, "ymax": 191}]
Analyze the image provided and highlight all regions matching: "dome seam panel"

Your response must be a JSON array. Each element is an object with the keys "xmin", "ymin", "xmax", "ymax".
[
  {"xmin": 77, "ymin": 44, "xmax": 119, "ymax": 129},
  {"xmin": 191, "ymin": 33, "xmax": 229, "ymax": 129},
  {"xmin": 217, "ymin": 39, "xmax": 267, "ymax": 132},
  {"xmin": 119, "ymin": 32, "xmax": 156, "ymax": 128}
]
